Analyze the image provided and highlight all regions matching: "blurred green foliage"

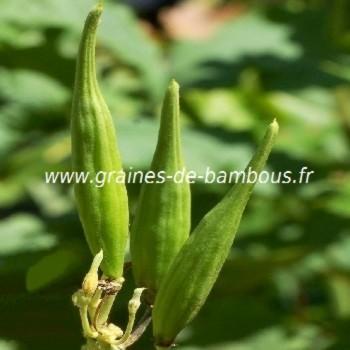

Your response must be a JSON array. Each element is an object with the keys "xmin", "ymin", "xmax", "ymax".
[{"xmin": 1, "ymin": 0, "xmax": 350, "ymax": 349}]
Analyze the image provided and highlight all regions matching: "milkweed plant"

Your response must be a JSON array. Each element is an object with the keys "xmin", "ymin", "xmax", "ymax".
[{"xmin": 70, "ymin": 2, "xmax": 279, "ymax": 350}]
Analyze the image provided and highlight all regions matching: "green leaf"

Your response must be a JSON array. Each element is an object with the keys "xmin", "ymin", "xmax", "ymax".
[
  {"xmin": 0, "ymin": 68, "xmax": 69, "ymax": 116},
  {"xmin": 26, "ymin": 241, "xmax": 87, "ymax": 292},
  {"xmin": 0, "ymin": 22, "xmax": 43, "ymax": 48},
  {"xmin": 170, "ymin": 12, "xmax": 301, "ymax": 85},
  {"xmin": 266, "ymin": 87, "xmax": 349, "ymax": 163},
  {"xmin": 183, "ymin": 88, "xmax": 255, "ymax": 131},
  {"xmin": 0, "ymin": 0, "xmax": 96, "ymax": 29},
  {"xmin": 0, "ymin": 133, "xmax": 70, "ymax": 207},
  {"xmin": 181, "ymin": 325, "xmax": 330, "ymax": 350},
  {"xmin": 100, "ymin": 3, "xmax": 167, "ymax": 102},
  {"xmin": 26, "ymin": 180, "xmax": 74, "ymax": 217},
  {"xmin": 0, "ymin": 214, "xmax": 56, "ymax": 255},
  {"xmin": 328, "ymin": 273, "xmax": 350, "ymax": 319},
  {"xmin": 0, "ymin": 340, "xmax": 19, "ymax": 350},
  {"xmin": 0, "ymin": 0, "xmax": 166, "ymax": 102}
]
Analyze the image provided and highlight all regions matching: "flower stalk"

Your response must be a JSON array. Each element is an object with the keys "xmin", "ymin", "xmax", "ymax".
[{"xmin": 73, "ymin": 251, "xmax": 148, "ymax": 350}]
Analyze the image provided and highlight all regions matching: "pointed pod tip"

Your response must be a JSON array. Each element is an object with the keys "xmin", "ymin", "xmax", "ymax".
[
  {"xmin": 163, "ymin": 79, "xmax": 180, "ymax": 110},
  {"xmin": 168, "ymin": 79, "xmax": 180, "ymax": 94},
  {"xmin": 269, "ymin": 118, "xmax": 279, "ymax": 135},
  {"xmin": 92, "ymin": 0, "xmax": 104, "ymax": 15}
]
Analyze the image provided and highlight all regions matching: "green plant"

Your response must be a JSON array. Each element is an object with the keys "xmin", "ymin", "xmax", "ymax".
[
  {"xmin": 130, "ymin": 79, "xmax": 191, "ymax": 304},
  {"xmin": 70, "ymin": 1, "xmax": 128, "ymax": 280},
  {"xmin": 71, "ymin": 3, "xmax": 137, "ymax": 349},
  {"xmin": 71, "ymin": 2, "xmax": 278, "ymax": 350},
  {"xmin": 152, "ymin": 120, "xmax": 278, "ymax": 349}
]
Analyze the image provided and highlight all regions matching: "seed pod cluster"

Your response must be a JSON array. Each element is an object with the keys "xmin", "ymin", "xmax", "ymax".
[
  {"xmin": 130, "ymin": 80, "xmax": 191, "ymax": 303},
  {"xmin": 71, "ymin": 3, "xmax": 128, "ymax": 279},
  {"xmin": 152, "ymin": 120, "xmax": 279, "ymax": 348},
  {"xmin": 71, "ymin": 3, "xmax": 279, "ymax": 348}
]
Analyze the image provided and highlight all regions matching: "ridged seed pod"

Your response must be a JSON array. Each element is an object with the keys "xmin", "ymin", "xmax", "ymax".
[
  {"xmin": 71, "ymin": 3, "xmax": 129, "ymax": 279},
  {"xmin": 153, "ymin": 120, "xmax": 279, "ymax": 348},
  {"xmin": 130, "ymin": 80, "xmax": 191, "ymax": 303}
]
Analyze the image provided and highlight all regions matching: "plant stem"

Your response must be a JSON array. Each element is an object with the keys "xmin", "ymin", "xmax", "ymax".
[
  {"xmin": 122, "ymin": 307, "xmax": 152, "ymax": 348},
  {"xmin": 89, "ymin": 288, "xmax": 102, "ymax": 320},
  {"xmin": 80, "ymin": 304, "xmax": 97, "ymax": 338},
  {"xmin": 95, "ymin": 294, "xmax": 116, "ymax": 329}
]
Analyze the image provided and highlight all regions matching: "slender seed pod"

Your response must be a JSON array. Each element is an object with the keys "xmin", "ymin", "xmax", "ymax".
[
  {"xmin": 153, "ymin": 120, "xmax": 279, "ymax": 348},
  {"xmin": 130, "ymin": 80, "xmax": 191, "ymax": 303},
  {"xmin": 71, "ymin": 2, "xmax": 129, "ymax": 279}
]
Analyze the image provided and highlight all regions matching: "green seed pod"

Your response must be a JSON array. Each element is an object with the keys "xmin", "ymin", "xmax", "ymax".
[
  {"xmin": 71, "ymin": 3, "xmax": 129, "ymax": 279},
  {"xmin": 130, "ymin": 80, "xmax": 191, "ymax": 303},
  {"xmin": 153, "ymin": 120, "xmax": 279, "ymax": 348}
]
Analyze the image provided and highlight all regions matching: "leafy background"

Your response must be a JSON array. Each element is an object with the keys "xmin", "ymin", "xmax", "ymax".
[{"xmin": 1, "ymin": 0, "xmax": 350, "ymax": 349}]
